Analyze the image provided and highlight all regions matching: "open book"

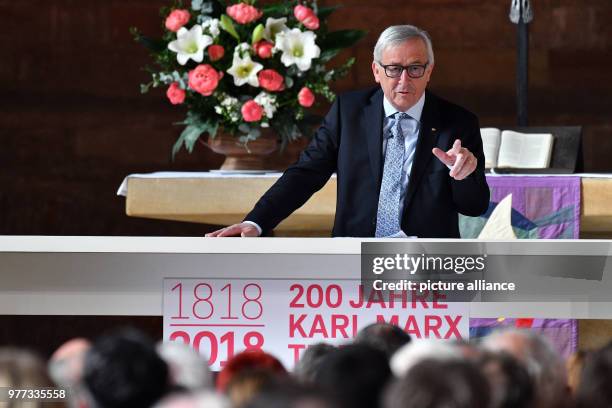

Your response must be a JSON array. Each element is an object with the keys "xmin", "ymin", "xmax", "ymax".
[{"xmin": 480, "ymin": 128, "xmax": 554, "ymax": 169}]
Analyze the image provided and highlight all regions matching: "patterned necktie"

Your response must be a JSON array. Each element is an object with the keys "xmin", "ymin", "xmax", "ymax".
[{"xmin": 375, "ymin": 112, "xmax": 410, "ymax": 237}]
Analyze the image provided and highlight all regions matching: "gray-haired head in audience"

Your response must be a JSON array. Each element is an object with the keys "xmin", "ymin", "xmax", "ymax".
[
  {"xmin": 384, "ymin": 359, "xmax": 490, "ymax": 408},
  {"xmin": 157, "ymin": 341, "xmax": 213, "ymax": 391},
  {"xmin": 390, "ymin": 339, "xmax": 464, "ymax": 377},
  {"xmin": 481, "ymin": 328, "xmax": 568, "ymax": 408}
]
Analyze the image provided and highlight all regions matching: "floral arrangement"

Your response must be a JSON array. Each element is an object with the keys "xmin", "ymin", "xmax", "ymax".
[{"xmin": 132, "ymin": 0, "xmax": 365, "ymax": 156}]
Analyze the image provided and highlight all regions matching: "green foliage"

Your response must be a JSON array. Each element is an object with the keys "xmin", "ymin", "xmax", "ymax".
[
  {"xmin": 220, "ymin": 15, "xmax": 240, "ymax": 41},
  {"xmin": 261, "ymin": 3, "xmax": 292, "ymax": 16},
  {"xmin": 172, "ymin": 113, "xmax": 219, "ymax": 159},
  {"xmin": 251, "ymin": 24, "xmax": 264, "ymax": 44},
  {"xmin": 316, "ymin": 5, "xmax": 342, "ymax": 20}
]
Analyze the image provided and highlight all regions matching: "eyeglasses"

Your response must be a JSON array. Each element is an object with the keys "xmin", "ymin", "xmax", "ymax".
[{"xmin": 377, "ymin": 62, "xmax": 429, "ymax": 79}]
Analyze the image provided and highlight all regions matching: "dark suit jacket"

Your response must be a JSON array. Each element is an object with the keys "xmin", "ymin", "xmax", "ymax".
[{"xmin": 245, "ymin": 87, "xmax": 490, "ymax": 237}]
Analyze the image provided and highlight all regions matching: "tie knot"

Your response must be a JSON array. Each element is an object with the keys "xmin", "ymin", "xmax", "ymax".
[
  {"xmin": 386, "ymin": 112, "xmax": 412, "ymax": 140},
  {"xmin": 396, "ymin": 112, "xmax": 410, "ymax": 121}
]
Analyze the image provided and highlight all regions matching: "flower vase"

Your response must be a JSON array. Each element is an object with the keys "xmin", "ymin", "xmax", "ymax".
[{"xmin": 205, "ymin": 130, "xmax": 278, "ymax": 170}]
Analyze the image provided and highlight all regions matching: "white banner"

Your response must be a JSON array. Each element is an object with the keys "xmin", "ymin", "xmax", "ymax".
[{"xmin": 163, "ymin": 278, "xmax": 469, "ymax": 370}]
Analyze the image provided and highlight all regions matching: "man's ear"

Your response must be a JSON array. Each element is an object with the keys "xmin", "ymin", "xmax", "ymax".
[{"xmin": 372, "ymin": 61, "xmax": 381, "ymax": 83}]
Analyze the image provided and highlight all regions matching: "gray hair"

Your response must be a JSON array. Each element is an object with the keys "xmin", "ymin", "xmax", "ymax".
[
  {"xmin": 481, "ymin": 328, "xmax": 567, "ymax": 408},
  {"xmin": 156, "ymin": 340, "xmax": 213, "ymax": 391},
  {"xmin": 390, "ymin": 339, "xmax": 463, "ymax": 377},
  {"xmin": 373, "ymin": 25, "xmax": 434, "ymax": 64}
]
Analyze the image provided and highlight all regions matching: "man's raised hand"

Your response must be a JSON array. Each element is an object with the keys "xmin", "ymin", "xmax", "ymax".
[{"xmin": 432, "ymin": 139, "xmax": 477, "ymax": 180}]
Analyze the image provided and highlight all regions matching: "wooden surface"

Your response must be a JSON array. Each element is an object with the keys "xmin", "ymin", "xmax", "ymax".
[
  {"xmin": 126, "ymin": 177, "xmax": 337, "ymax": 232},
  {"xmin": 581, "ymin": 179, "xmax": 612, "ymax": 233},
  {"xmin": 125, "ymin": 176, "xmax": 612, "ymax": 236}
]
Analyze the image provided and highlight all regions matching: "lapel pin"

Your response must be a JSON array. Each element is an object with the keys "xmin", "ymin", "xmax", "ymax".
[{"xmin": 431, "ymin": 127, "xmax": 437, "ymax": 132}]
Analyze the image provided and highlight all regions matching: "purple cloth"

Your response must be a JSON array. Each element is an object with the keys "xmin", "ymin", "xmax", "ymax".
[
  {"xmin": 469, "ymin": 317, "xmax": 578, "ymax": 358},
  {"xmin": 486, "ymin": 176, "xmax": 581, "ymax": 239},
  {"xmin": 467, "ymin": 176, "xmax": 581, "ymax": 356}
]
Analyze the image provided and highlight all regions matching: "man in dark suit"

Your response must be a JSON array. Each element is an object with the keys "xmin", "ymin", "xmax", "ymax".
[{"xmin": 207, "ymin": 25, "xmax": 490, "ymax": 238}]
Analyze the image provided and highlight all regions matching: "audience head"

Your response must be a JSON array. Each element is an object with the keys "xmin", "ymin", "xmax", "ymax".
[
  {"xmin": 313, "ymin": 344, "xmax": 391, "ymax": 408},
  {"xmin": 575, "ymin": 341, "xmax": 612, "ymax": 408},
  {"xmin": 354, "ymin": 323, "xmax": 411, "ymax": 360},
  {"xmin": 481, "ymin": 328, "xmax": 567, "ymax": 408},
  {"xmin": 390, "ymin": 339, "xmax": 463, "ymax": 377},
  {"xmin": 226, "ymin": 368, "xmax": 278, "ymax": 408},
  {"xmin": 49, "ymin": 338, "xmax": 92, "ymax": 408},
  {"xmin": 157, "ymin": 341, "xmax": 212, "ymax": 391},
  {"xmin": 293, "ymin": 343, "xmax": 337, "ymax": 385},
  {"xmin": 83, "ymin": 328, "xmax": 170, "ymax": 408},
  {"xmin": 153, "ymin": 391, "xmax": 231, "ymax": 408},
  {"xmin": 49, "ymin": 338, "xmax": 91, "ymax": 385},
  {"xmin": 245, "ymin": 378, "xmax": 334, "ymax": 408},
  {"xmin": 478, "ymin": 351, "xmax": 535, "ymax": 408},
  {"xmin": 0, "ymin": 347, "xmax": 59, "ymax": 408},
  {"xmin": 453, "ymin": 338, "xmax": 484, "ymax": 359},
  {"xmin": 216, "ymin": 350, "xmax": 286, "ymax": 393},
  {"xmin": 384, "ymin": 359, "xmax": 490, "ymax": 408}
]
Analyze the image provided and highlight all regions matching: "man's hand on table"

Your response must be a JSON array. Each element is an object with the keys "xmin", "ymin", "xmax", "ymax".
[{"xmin": 206, "ymin": 222, "xmax": 261, "ymax": 237}]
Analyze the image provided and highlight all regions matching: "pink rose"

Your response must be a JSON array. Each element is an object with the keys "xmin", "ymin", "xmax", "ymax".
[
  {"xmin": 165, "ymin": 9, "xmax": 190, "ymax": 32},
  {"xmin": 241, "ymin": 100, "xmax": 264, "ymax": 122},
  {"xmin": 253, "ymin": 40, "xmax": 274, "ymax": 59},
  {"xmin": 258, "ymin": 69, "xmax": 284, "ymax": 92},
  {"xmin": 294, "ymin": 5, "xmax": 319, "ymax": 30},
  {"xmin": 166, "ymin": 82, "xmax": 186, "ymax": 105},
  {"xmin": 208, "ymin": 44, "xmax": 225, "ymax": 61},
  {"xmin": 302, "ymin": 13, "xmax": 319, "ymax": 30},
  {"xmin": 298, "ymin": 87, "xmax": 315, "ymax": 107},
  {"xmin": 188, "ymin": 64, "xmax": 222, "ymax": 96},
  {"xmin": 226, "ymin": 3, "xmax": 263, "ymax": 25},
  {"xmin": 293, "ymin": 5, "xmax": 312, "ymax": 21}
]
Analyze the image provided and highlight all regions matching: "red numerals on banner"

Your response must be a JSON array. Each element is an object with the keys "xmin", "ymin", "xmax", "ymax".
[
  {"xmin": 220, "ymin": 284, "xmax": 237, "ymax": 319},
  {"xmin": 170, "ymin": 282, "xmax": 263, "ymax": 320},
  {"xmin": 169, "ymin": 330, "xmax": 264, "ymax": 367},
  {"xmin": 168, "ymin": 281, "xmax": 266, "ymax": 368},
  {"xmin": 289, "ymin": 284, "xmax": 343, "ymax": 308},
  {"xmin": 242, "ymin": 283, "xmax": 263, "ymax": 320},
  {"xmin": 193, "ymin": 283, "xmax": 214, "ymax": 319}
]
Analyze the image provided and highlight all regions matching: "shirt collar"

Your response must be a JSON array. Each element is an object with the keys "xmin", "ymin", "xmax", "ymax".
[{"xmin": 382, "ymin": 92, "xmax": 426, "ymax": 123}]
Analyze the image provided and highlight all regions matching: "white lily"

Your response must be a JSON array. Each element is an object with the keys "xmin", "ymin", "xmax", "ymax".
[
  {"xmin": 168, "ymin": 25, "xmax": 213, "ymax": 65},
  {"xmin": 275, "ymin": 28, "xmax": 320, "ymax": 71},
  {"xmin": 263, "ymin": 17, "xmax": 288, "ymax": 42},
  {"xmin": 226, "ymin": 52, "xmax": 263, "ymax": 87}
]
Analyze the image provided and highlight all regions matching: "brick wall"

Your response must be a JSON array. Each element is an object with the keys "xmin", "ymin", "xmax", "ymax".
[{"xmin": 1, "ymin": 0, "xmax": 611, "ymax": 235}]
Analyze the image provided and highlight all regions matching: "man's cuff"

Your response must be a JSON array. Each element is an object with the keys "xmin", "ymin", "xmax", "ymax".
[{"xmin": 243, "ymin": 221, "xmax": 263, "ymax": 236}]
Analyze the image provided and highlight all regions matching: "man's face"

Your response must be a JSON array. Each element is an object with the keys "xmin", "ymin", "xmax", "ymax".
[{"xmin": 372, "ymin": 38, "xmax": 434, "ymax": 111}]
